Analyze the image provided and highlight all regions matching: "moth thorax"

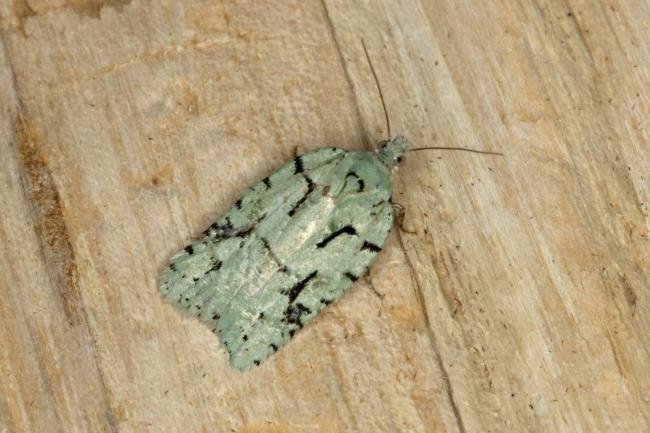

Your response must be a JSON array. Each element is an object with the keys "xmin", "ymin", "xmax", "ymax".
[{"xmin": 377, "ymin": 136, "xmax": 409, "ymax": 168}]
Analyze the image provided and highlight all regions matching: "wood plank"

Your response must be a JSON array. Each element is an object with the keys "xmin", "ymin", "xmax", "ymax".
[{"xmin": 1, "ymin": 1, "xmax": 647, "ymax": 432}]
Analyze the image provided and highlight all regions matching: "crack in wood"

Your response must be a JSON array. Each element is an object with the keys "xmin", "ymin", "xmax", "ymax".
[
  {"xmin": 396, "ymin": 230, "xmax": 467, "ymax": 433},
  {"xmin": 16, "ymin": 118, "xmax": 83, "ymax": 326}
]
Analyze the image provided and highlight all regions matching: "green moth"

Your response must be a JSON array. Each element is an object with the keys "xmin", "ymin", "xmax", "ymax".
[{"xmin": 160, "ymin": 137, "xmax": 409, "ymax": 370}]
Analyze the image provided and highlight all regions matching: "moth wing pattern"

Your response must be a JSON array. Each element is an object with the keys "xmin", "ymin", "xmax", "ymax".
[
  {"xmin": 161, "ymin": 146, "xmax": 395, "ymax": 370},
  {"xmin": 160, "ymin": 146, "xmax": 345, "ymax": 322}
]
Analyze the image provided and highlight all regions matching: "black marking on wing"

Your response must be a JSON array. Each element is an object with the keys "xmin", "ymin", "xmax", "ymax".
[
  {"xmin": 261, "ymin": 237, "xmax": 272, "ymax": 251},
  {"xmin": 320, "ymin": 298, "xmax": 332, "ymax": 306},
  {"xmin": 212, "ymin": 313, "xmax": 220, "ymax": 320},
  {"xmin": 284, "ymin": 302, "xmax": 311, "ymax": 328},
  {"xmin": 202, "ymin": 223, "xmax": 217, "ymax": 236},
  {"xmin": 344, "ymin": 272, "xmax": 359, "ymax": 282},
  {"xmin": 294, "ymin": 156, "xmax": 304, "ymax": 174},
  {"xmin": 204, "ymin": 215, "xmax": 260, "ymax": 238},
  {"xmin": 346, "ymin": 171, "xmax": 365, "ymax": 192},
  {"xmin": 361, "ymin": 240, "xmax": 382, "ymax": 252},
  {"xmin": 203, "ymin": 220, "xmax": 234, "ymax": 237},
  {"xmin": 288, "ymin": 175, "xmax": 316, "ymax": 216},
  {"xmin": 261, "ymin": 237, "xmax": 287, "ymax": 270},
  {"xmin": 219, "ymin": 221, "xmax": 233, "ymax": 235},
  {"xmin": 304, "ymin": 174, "xmax": 315, "ymax": 191},
  {"xmin": 288, "ymin": 196, "xmax": 307, "ymax": 217},
  {"xmin": 169, "ymin": 263, "xmax": 177, "ymax": 271},
  {"xmin": 270, "ymin": 343, "xmax": 278, "ymax": 352},
  {"xmin": 284, "ymin": 271, "xmax": 317, "ymax": 303},
  {"xmin": 262, "ymin": 177, "xmax": 271, "ymax": 188},
  {"xmin": 235, "ymin": 199, "xmax": 242, "ymax": 209},
  {"xmin": 184, "ymin": 245, "xmax": 194, "ymax": 255},
  {"xmin": 237, "ymin": 224, "xmax": 255, "ymax": 237},
  {"xmin": 372, "ymin": 199, "xmax": 386, "ymax": 208},
  {"xmin": 208, "ymin": 260, "xmax": 222, "ymax": 273},
  {"xmin": 316, "ymin": 226, "xmax": 357, "ymax": 248},
  {"xmin": 253, "ymin": 360, "xmax": 261, "ymax": 366}
]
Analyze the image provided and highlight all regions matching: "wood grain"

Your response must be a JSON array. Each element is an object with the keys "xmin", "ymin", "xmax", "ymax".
[{"xmin": 1, "ymin": 1, "xmax": 648, "ymax": 432}]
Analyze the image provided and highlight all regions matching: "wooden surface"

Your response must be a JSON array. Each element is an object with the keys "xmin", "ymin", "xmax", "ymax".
[{"xmin": 1, "ymin": 1, "xmax": 648, "ymax": 432}]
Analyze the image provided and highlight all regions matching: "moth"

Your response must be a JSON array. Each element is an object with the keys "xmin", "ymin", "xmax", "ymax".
[
  {"xmin": 161, "ymin": 137, "xmax": 408, "ymax": 370},
  {"xmin": 160, "ymin": 41, "xmax": 501, "ymax": 371}
]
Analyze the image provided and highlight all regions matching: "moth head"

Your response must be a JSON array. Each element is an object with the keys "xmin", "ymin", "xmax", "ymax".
[{"xmin": 378, "ymin": 136, "xmax": 409, "ymax": 168}]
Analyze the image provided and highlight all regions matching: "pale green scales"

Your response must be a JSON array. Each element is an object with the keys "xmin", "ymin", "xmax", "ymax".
[{"xmin": 161, "ymin": 136, "xmax": 409, "ymax": 370}]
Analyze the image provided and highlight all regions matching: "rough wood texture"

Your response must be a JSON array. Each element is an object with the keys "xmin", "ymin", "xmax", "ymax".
[{"xmin": 1, "ymin": 1, "xmax": 648, "ymax": 432}]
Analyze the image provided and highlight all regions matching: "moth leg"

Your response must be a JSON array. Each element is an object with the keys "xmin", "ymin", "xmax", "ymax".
[
  {"xmin": 364, "ymin": 274, "xmax": 385, "ymax": 300},
  {"xmin": 392, "ymin": 202, "xmax": 416, "ymax": 234}
]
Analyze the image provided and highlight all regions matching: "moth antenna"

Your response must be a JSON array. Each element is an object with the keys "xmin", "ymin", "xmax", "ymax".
[
  {"xmin": 409, "ymin": 146, "xmax": 503, "ymax": 156},
  {"xmin": 361, "ymin": 38, "xmax": 391, "ymax": 141}
]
